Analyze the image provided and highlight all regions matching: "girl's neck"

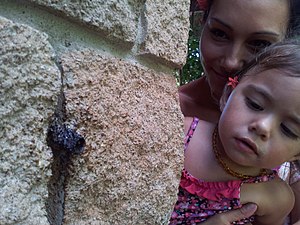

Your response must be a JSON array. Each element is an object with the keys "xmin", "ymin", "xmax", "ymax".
[{"xmin": 213, "ymin": 128, "xmax": 265, "ymax": 179}]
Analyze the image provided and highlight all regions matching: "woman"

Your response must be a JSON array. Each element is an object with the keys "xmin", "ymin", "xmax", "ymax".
[{"xmin": 179, "ymin": 0, "xmax": 300, "ymax": 224}]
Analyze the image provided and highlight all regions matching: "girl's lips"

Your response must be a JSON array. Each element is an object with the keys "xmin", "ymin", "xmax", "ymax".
[{"xmin": 235, "ymin": 137, "xmax": 258, "ymax": 155}]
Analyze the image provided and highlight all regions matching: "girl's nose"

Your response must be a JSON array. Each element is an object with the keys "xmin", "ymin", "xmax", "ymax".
[
  {"xmin": 220, "ymin": 44, "xmax": 246, "ymax": 75},
  {"xmin": 249, "ymin": 117, "xmax": 273, "ymax": 140}
]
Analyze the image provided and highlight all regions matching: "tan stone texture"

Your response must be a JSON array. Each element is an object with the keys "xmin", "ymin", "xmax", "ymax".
[
  {"xmin": 0, "ymin": 16, "xmax": 61, "ymax": 224},
  {"xmin": 61, "ymin": 50, "xmax": 184, "ymax": 224},
  {"xmin": 140, "ymin": 0, "xmax": 190, "ymax": 67},
  {"xmin": 28, "ymin": 0, "xmax": 142, "ymax": 44},
  {"xmin": 27, "ymin": 0, "xmax": 190, "ymax": 67}
]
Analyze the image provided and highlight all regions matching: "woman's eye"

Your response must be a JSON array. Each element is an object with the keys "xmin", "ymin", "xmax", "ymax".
[
  {"xmin": 210, "ymin": 28, "xmax": 228, "ymax": 40},
  {"xmin": 248, "ymin": 40, "xmax": 272, "ymax": 53},
  {"xmin": 281, "ymin": 124, "xmax": 298, "ymax": 139},
  {"xmin": 246, "ymin": 97, "xmax": 263, "ymax": 111}
]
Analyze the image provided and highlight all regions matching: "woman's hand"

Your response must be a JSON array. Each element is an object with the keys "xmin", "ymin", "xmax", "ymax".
[{"xmin": 201, "ymin": 203, "xmax": 257, "ymax": 225}]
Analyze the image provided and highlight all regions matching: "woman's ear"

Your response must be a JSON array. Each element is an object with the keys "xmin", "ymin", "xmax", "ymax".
[{"xmin": 219, "ymin": 85, "xmax": 233, "ymax": 112}]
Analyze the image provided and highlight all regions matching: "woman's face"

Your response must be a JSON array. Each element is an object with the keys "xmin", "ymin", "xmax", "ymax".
[{"xmin": 200, "ymin": 0, "xmax": 289, "ymax": 102}]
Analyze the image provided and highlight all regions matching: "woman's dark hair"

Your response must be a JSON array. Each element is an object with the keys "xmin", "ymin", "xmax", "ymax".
[
  {"xmin": 235, "ymin": 40, "xmax": 300, "ymax": 80},
  {"xmin": 198, "ymin": 0, "xmax": 300, "ymax": 38},
  {"xmin": 288, "ymin": 0, "xmax": 300, "ymax": 37}
]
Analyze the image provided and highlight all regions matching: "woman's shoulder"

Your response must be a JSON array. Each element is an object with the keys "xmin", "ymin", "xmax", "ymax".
[{"xmin": 179, "ymin": 77, "xmax": 221, "ymax": 122}]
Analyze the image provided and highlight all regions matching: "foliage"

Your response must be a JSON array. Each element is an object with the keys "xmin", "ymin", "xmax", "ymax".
[{"xmin": 177, "ymin": 28, "xmax": 204, "ymax": 86}]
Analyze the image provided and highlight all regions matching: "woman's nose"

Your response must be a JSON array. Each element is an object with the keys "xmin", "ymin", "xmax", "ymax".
[
  {"xmin": 249, "ymin": 117, "xmax": 273, "ymax": 140},
  {"xmin": 220, "ymin": 44, "xmax": 246, "ymax": 75}
]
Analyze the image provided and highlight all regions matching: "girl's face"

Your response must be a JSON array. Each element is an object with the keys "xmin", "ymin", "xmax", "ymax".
[
  {"xmin": 219, "ymin": 70, "xmax": 300, "ymax": 173},
  {"xmin": 200, "ymin": 0, "xmax": 289, "ymax": 101}
]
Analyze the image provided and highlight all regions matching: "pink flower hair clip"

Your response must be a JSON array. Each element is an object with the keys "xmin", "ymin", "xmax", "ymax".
[
  {"xmin": 227, "ymin": 76, "xmax": 239, "ymax": 88},
  {"xmin": 197, "ymin": 0, "xmax": 208, "ymax": 10}
]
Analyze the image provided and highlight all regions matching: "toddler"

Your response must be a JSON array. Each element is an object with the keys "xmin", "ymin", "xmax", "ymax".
[{"xmin": 170, "ymin": 40, "xmax": 300, "ymax": 225}]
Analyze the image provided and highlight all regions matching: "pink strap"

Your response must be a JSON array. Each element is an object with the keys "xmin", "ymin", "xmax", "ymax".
[{"xmin": 184, "ymin": 117, "xmax": 199, "ymax": 152}]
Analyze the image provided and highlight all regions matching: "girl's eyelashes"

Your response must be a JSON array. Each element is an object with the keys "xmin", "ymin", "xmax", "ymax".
[
  {"xmin": 280, "ymin": 124, "xmax": 299, "ymax": 139},
  {"xmin": 245, "ymin": 97, "xmax": 263, "ymax": 111},
  {"xmin": 245, "ymin": 96, "xmax": 299, "ymax": 139}
]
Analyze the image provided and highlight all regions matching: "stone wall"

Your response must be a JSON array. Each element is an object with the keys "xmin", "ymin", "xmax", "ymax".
[{"xmin": 0, "ymin": 1, "xmax": 190, "ymax": 224}]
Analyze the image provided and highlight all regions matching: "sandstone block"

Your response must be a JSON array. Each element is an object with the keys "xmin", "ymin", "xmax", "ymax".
[
  {"xmin": 61, "ymin": 50, "xmax": 184, "ymax": 225},
  {"xmin": 0, "ymin": 16, "xmax": 61, "ymax": 225}
]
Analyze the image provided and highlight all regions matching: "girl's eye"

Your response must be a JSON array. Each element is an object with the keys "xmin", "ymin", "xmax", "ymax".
[
  {"xmin": 246, "ymin": 97, "xmax": 263, "ymax": 111},
  {"xmin": 281, "ymin": 124, "xmax": 299, "ymax": 139},
  {"xmin": 210, "ymin": 28, "xmax": 228, "ymax": 40},
  {"xmin": 248, "ymin": 40, "xmax": 272, "ymax": 53}
]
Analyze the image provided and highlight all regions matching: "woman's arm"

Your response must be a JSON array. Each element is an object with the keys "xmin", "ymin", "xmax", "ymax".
[{"xmin": 201, "ymin": 203, "xmax": 257, "ymax": 225}]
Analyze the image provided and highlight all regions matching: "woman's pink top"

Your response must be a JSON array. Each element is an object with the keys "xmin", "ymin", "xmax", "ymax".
[{"xmin": 169, "ymin": 117, "xmax": 277, "ymax": 224}]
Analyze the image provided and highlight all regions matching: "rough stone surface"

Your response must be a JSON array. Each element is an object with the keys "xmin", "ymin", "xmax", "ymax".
[
  {"xmin": 0, "ymin": 16, "xmax": 61, "ymax": 224},
  {"xmin": 61, "ymin": 50, "xmax": 184, "ymax": 225},
  {"xmin": 27, "ymin": 0, "xmax": 190, "ymax": 67},
  {"xmin": 0, "ymin": 0, "xmax": 190, "ymax": 223},
  {"xmin": 140, "ymin": 0, "xmax": 190, "ymax": 67},
  {"xmin": 28, "ymin": 0, "xmax": 142, "ymax": 44}
]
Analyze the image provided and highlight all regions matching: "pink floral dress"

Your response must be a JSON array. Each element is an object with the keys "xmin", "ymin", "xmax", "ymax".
[{"xmin": 169, "ymin": 117, "xmax": 277, "ymax": 225}]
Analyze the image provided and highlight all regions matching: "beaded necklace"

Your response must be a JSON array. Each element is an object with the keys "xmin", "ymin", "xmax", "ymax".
[{"xmin": 212, "ymin": 125, "xmax": 267, "ymax": 180}]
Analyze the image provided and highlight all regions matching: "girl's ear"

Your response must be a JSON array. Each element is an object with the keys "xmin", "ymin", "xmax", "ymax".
[{"xmin": 219, "ymin": 85, "xmax": 233, "ymax": 112}]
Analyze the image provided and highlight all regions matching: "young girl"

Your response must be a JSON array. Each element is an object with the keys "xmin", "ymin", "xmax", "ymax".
[
  {"xmin": 179, "ymin": 0, "xmax": 300, "ymax": 223},
  {"xmin": 170, "ymin": 41, "xmax": 300, "ymax": 225}
]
